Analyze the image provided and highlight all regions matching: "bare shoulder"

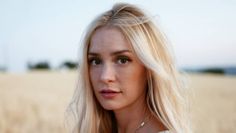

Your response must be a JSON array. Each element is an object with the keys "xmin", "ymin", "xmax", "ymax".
[
  {"xmin": 146, "ymin": 116, "xmax": 169, "ymax": 133},
  {"xmin": 158, "ymin": 130, "xmax": 170, "ymax": 133}
]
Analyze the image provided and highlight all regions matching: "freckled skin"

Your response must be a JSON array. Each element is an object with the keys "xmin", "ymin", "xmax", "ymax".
[{"xmin": 88, "ymin": 27, "xmax": 147, "ymax": 111}]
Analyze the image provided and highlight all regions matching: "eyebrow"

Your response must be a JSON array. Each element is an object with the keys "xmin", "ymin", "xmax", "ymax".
[{"xmin": 88, "ymin": 50, "xmax": 132, "ymax": 56}]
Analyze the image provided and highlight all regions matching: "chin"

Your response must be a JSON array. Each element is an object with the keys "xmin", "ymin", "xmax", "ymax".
[{"xmin": 99, "ymin": 102, "xmax": 122, "ymax": 111}]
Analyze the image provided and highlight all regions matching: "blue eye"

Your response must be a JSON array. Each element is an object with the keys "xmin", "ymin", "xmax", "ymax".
[{"xmin": 89, "ymin": 58, "xmax": 102, "ymax": 66}]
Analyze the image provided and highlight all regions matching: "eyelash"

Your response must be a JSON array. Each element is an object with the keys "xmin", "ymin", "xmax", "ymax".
[
  {"xmin": 88, "ymin": 56, "xmax": 132, "ymax": 66},
  {"xmin": 88, "ymin": 57, "xmax": 101, "ymax": 66},
  {"xmin": 116, "ymin": 56, "xmax": 131, "ymax": 64}
]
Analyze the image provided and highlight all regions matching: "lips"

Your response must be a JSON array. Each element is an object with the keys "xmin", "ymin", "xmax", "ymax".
[
  {"xmin": 100, "ymin": 89, "xmax": 120, "ymax": 93},
  {"xmin": 99, "ymin": 89, "xmax": 121, "ymax": 98}
]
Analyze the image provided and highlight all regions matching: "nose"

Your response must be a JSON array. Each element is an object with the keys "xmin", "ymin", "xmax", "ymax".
[{"xmin": 100, "ymin": 63, "xmax": 116, "ymax": 83}]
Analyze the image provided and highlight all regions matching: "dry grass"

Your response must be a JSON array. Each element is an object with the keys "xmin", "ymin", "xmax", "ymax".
[
  {"xmin": 0, "ymin": 71, "xmax": 76, "ymax": 133},
  {"xmin": 0, "ymin": 71, "xmax": 235, "ymax": 133},
  {"xmin": 189, "ymin": 73, "xmax": 236, "ymax": 133}
]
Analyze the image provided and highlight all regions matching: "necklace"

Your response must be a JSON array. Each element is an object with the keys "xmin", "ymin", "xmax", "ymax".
[{"xmin": 134, "ymin": 114, "xmax": 151, "ymax": 133}]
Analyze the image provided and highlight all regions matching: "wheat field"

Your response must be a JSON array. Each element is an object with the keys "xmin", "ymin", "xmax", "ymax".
[{"xmin": 0, "ymin": 71, "xmax": 236, "ymax": 133}]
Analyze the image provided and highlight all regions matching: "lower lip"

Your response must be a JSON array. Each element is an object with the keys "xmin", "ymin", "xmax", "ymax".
[{"xmin": 101, "ymin": 92, "xmax": 121, "ymax": 98}]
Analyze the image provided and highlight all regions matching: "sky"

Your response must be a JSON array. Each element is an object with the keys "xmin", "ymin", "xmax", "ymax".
[{"xmin": 0, "ymin": 0, "xmax": 236, "ymax": 73}]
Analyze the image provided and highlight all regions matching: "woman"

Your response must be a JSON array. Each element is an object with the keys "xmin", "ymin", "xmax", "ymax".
[{"xmin": 67, "ymin": 3, "xmax": 191, "ymax": 133}]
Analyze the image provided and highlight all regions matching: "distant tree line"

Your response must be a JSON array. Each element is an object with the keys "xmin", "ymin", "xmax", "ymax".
[
  {"xmin": 59, "ymin": 61, "xmax": 77, "ymax": 69},
  {"xmin": 201, "ymin": 68, "xmax": 224, "ymax": 74},
  {"xmin": 27, "ymin": 60, "xmax": 78, "ymax": 70},
  {"xmin": 0, "ymin": 66, "xmax": 7, "ymax": 72},
  {"xmin": 28, "ymin": 61, "xmax": 51, "ymax": 70},
  {"xmin": 183, "ymin": 67, "xmax": 236, "ymax": 75}
]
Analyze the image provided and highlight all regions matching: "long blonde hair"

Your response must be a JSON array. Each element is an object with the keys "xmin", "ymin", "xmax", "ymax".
[{"xmin": 66, "ymin": 3, "xmax": 191, "ymax": 133}]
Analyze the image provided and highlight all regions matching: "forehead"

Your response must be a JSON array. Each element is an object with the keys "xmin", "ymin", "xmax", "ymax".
[{"xmin": 89, "ymin": 27, "xmax": 132, "ymax": 53}]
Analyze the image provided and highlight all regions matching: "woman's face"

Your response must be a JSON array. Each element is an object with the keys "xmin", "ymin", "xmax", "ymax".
[{"xmin": 88, "ymin": 27, "xmax": 147, "ymax": 111}]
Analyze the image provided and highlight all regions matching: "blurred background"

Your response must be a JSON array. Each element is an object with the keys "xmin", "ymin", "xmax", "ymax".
[{"xmin": 0, "ymin": 0, "xmax": 236, "ymax": 133}]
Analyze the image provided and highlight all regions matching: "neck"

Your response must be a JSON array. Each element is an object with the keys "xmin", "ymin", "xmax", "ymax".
[{"xmin": 114, "ymin": 94, "xmax": 148, "ymax": 133}]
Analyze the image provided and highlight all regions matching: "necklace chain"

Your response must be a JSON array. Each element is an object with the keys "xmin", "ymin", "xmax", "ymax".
[{"xmin": 134, "ymin": 114, "xmax": 151, "ymax": 133}]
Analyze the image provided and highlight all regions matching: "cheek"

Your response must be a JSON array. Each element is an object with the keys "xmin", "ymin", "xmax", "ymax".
[
  {"xmin": 118, "ymin": 66, "xmax": 147, "ymax": 93},
  {"xmin": 89, "ymin": 68, "xmax": 99, "ymax": 88}
]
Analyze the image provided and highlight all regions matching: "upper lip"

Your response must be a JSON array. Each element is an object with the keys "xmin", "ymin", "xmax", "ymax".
[{"xmin": 100, "ymin": 89, "xmax": 121, "ymax": 93}]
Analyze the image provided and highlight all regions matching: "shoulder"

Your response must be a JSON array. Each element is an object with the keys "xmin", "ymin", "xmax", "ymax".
[{"xmin": 158, "ymin": 130, "xmax": 170, "ymax": 133}]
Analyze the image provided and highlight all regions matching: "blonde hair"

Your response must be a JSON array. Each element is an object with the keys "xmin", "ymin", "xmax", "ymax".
[{"xmin": 66, "ymin": 3, "xmax": 191, "ymax": 133}]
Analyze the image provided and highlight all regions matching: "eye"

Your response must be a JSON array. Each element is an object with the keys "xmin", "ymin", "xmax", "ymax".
[
  {"xmin": 88, "ymin": 57, "xmax": 102, "ymax": 66},
  {"xmin": 117, "ymin": 56, "xmax": 131, "ymax": 64}
]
